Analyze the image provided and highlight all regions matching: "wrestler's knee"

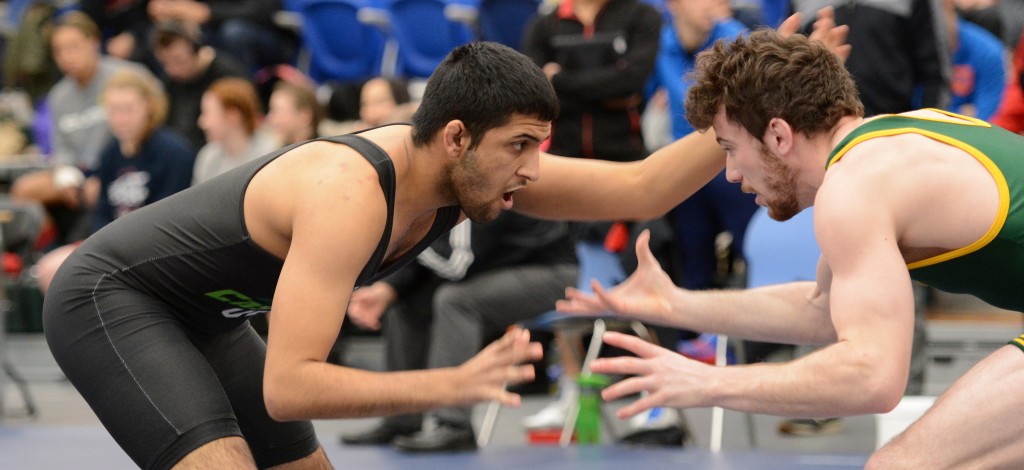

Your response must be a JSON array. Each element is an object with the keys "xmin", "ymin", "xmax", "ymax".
[{"xmin": 173, "ymin": 436, "xmax": 256, "ymax": 470}]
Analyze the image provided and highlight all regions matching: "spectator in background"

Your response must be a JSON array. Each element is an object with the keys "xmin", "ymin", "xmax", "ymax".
[
  {"xmin": 152, "ymin": 20, "xmax": 248, "ymax": 150},
  {"xmin": 79, "ymin": 0, "xmax": 153, "ymax": 66},
  {"xmin": 35, "ymin": 68, "xmax": 195, "ymax": 293},
  {"xmin": 358, "ymin": 77, "xmax": 415, "ymax": 129},
  {"xmin": 324, "ymin": 77, "xmax": 417, "ymax": 135},
  {"xmin": 266, "ymin": 81, "xmax": 322, "ymax": 146},
  {"xmin": 192, "ymin": 77, "xmax": 277, "ymax": 185},
  {"xmin": 11, "ymin": 11, "xmax": 153, "ymax": 246},
  {"xmin": 794, "ymin": 0, "xmax": 950, "ymax": 116},
  {"xmin": 942, "ymin": 0, "xmax": 1007, "ymax": 120},
  {"xmin": 147, "ymin": 0, "xmax": 298, "ymax": 72},
  {"xmin": 952, "ymin": 0, "xmax": 1002, "ymax": 39},
  {"xmin": 521, "ymin": 0, "xmax": 661, "ymax": 166},
  {"xmin": 339, "ymin": 212, "xmax": 578, "ymax": 453}
]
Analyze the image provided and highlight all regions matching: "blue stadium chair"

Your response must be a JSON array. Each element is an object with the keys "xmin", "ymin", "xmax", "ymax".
[
  {"xmin": 475, "ymin": 0, "xmax": 541, "ymax": 51},
  {"xmin": 294, "ymin": 0, "xmax": 390, "ymax": 83},
  {"xmin": 384, "ymin": 0, "xmax": 475, "ymax": 78}
]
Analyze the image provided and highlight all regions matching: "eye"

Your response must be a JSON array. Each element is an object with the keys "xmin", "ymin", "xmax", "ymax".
[{"xmin": 512, "ymin": 141, "xmax": 526, "ymax": 152}]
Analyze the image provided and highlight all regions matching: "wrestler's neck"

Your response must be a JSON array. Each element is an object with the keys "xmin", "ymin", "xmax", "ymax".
[
  {"xmin": 393, "ymin": 130, "xmax": 457, "ymax": 217},
  {"xmin": 827, "ymin": 115, "xmax": 867, "ymax": 153}
]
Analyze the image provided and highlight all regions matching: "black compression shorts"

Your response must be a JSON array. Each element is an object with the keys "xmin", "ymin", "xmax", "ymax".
[{"xmin": 42, "ymin": 256, "xmax": 319, "ymax": 470}]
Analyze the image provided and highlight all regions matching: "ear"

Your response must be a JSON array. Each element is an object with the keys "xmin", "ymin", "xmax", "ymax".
[
  {"xmin": 765, "ymin": 117, "xmax": 795, "ymax": 155},
  {"xmin": 442, "ymin": 120, "xmax": 469, "ymax": 157}
]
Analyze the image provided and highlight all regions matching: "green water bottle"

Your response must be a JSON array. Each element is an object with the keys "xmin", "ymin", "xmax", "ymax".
[{"xmin": 575, "ymin": 373, "xmax": 611, "ymax": 444}]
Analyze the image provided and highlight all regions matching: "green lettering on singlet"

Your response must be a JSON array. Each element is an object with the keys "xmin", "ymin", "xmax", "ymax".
[{"xmin": 205, "ymin": 289, "xmax": 272, "ymax": 310}]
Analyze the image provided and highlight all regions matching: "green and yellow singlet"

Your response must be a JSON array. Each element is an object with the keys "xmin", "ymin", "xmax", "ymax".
[{"xmin": 826, "ymin": 109, "xmax": 1024, "ymax": 317}]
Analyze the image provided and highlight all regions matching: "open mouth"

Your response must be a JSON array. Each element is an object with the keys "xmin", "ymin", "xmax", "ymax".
[{"xmin": 501, "ymin": 191, "xmax": 515, "ymax": 209}]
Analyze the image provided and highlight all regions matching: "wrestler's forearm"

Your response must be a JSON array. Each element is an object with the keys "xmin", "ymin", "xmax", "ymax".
[
  {"xmin": 706, "ymin": 339, "xmax": 905, "ymax": 416},
  {"xmin": 264, "ymin": 363, "xmax": 463, "ymax": 421},
  {"xmin": 670, "ymin": 282, "xmax": 835, "ymax": 345},
  {"xmin": 516, "ymin": 130, "xmax": 726, "ymax": 221}
]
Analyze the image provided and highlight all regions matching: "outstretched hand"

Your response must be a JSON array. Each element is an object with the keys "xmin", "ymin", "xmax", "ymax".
[
  {"xmin": 589, "ymin": 332, "xmax": 715, "ymax": 419},
  {"xmin": 778, "ymin": 6, "xmax": 851, "ymax": 62},
  {"xmin": 556, "ymin": 230, "xmax": 679, "ymax": 327},
  {"xmin": 454, "ymin": 327, "xmax": 543, "ymax": 407}
]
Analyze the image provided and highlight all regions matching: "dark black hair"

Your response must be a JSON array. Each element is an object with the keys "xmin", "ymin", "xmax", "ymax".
[{"xmin": 410, "ymin": 41, "xmax": 559, "ymax": 149}]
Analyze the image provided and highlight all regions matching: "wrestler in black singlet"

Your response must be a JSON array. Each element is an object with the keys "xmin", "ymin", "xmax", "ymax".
[{"xmin": 42, "ymin": 130, "xmax": 461, "ymax": 470}]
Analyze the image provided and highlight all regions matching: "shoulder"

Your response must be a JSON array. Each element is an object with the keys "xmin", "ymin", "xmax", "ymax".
[
  {"xmin": 254, "ymin": 140, "xmax": 389, "ymax": 235},
  {"xmin": 46, "ymin": 78, "xmax": 74, "ymax": 103}
]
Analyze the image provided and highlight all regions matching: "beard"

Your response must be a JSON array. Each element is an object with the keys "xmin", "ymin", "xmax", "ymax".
[
  {"xmin": 445, "ymin": 148, "xmax": 502, "ymax": 223},
  {"xmin": 761, "ymin": 147, "xmax": 801, "ymax": 221}
]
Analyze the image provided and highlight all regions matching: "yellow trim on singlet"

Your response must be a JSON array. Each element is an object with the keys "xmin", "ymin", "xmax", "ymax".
[
  {"xmin": 826, "ymin": 120, "xmax": 1010, "ymax": 270},
  {"xmin": 1011, "ymin": 335, "xmax": 1024, "ymax": 351}
]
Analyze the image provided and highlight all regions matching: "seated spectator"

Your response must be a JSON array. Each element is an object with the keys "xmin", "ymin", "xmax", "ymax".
[
  {"xmin": 147, "ymin": 0, "xmax": 298, "ymax": 72},
  {"xmin": 266, "ymin": 81, "xmax": 322, "ymax": 146},
  {"xmin": 339, "ymin": 212, "xmax": 578, "ymax": 452},
  {"xmin": 357, "ymin": 77, "xmax": 416, "ymax": 129},
  {"xmin": 35, "ymin": 68, "xmax": 196, "ymax": 293},
  {"xmin": 152, "ymin": 20, "xmax": 249, "ymax": 150},
  {"xmin": 11, "ymin": 11, "xmax": 153, "ymax": 247},
  {"xmin": 322, "ymin": 77, "xmax": 417, "ymax": 135},
  {"xmin": 192, "ymin": 77, "xmax": 278, "ymax": 185}
]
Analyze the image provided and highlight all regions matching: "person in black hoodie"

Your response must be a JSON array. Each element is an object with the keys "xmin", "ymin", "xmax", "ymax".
[
  {"xmin": 520, "ymin": 0, "xmax": 663, "ymax": 284},
  {"xmin": 339, "ymin": 211, "xmax": 578, "ymax": 452}
]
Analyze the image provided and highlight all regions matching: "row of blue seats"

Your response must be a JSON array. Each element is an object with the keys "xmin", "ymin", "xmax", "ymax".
[{"xmin": 282, "ymin": 0, "xmax": 542, "ymax": 83}]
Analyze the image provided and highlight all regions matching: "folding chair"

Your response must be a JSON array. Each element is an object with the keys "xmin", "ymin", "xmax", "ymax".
[
  {"xmin": 0, "ymin": 197, "xmax": 45, "ymax": 418},
  {"xmin": 476, "ymin": 241, "xmax": 662, "ymax": 447}
]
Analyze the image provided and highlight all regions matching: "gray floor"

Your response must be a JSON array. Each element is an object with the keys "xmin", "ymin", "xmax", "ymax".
[{"xmin": 0, "ymin": 333, "xmax": 879, "ymax": 469}]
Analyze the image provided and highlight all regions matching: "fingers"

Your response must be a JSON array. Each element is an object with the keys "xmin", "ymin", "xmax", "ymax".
[
  {"xmin": 496, "ymin": 390, "xmax": 522, "ymax": 407},
  {"xmin": 635, "ymin": 229, "xmax": 656, "ymax": 267},
  {"xmin": 556, "ymin": 287, "xmax": 609, "ymax": 314},
  {"xmin": 809, "ymin": 6, "xmax": 851, "ymax": 62},
  {"xmin": 595, "ymin": 370, "xmax": 650, "ymax": 400},
  {"xmin": 504, "ymin": 364, "xmax": 536, "ymax": 387},
  {"xmin": 777, "ymin": 12, "xmax": 802, "ymax": 37}
]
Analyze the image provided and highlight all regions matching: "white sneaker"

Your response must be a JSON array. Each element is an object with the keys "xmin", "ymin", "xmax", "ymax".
[
  {"xmin": 522, "ymin": 380, "xmax": 579, "ymax": 430},
  {"xmin": 521, "ymin": 399, "xmax": 569, "ymax": 430}
]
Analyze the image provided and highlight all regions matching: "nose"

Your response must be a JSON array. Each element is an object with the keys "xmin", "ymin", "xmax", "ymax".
[
  {"xmin": 724, "ymin": 159, "xmax": 741, "ymax": 184},
  {"xmin": 520, "ymin": 151, "xmax": 540, "ymax": 182}
]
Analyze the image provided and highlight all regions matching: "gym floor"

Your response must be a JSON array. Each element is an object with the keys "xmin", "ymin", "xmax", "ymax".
[
  {"xmin": 1, "ymin": 333, "xmax": 876, "ymax": 469},
  {"xmin": 2, "ymin": 292, "xmax": 1017, "ymax": 469}
]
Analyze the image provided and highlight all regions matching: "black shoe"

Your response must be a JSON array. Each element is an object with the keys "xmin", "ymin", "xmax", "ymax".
[
  {"xmin": 392, "ymin": 423, "xmax": 477, "ymax": 453},
  {"xmin": 778, "ymin": 418, "xmax": 844, "ymax": 436},
  {"xmin": 618, "ymin": 425, "xmax": 688, "ymax": 447},
  {"xmin": 340, "ymin": 422, "xmax": 420, "ymax": 446}
]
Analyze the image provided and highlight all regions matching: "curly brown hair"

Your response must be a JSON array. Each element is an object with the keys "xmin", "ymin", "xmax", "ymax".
[{"xmin": 685, "ymin": 29, "xmax": 863, "ymax": 140}]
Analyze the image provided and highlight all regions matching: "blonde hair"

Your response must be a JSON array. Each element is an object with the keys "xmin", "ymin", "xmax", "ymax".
[{"xmin": 101, "ymin": 69, "xmax": 169, "ymax": 142}]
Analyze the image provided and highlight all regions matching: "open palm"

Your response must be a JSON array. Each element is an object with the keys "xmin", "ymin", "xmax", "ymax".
[{"xmin": 557, "ymin": 230, "xmax": 681, "ymax": 326}]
